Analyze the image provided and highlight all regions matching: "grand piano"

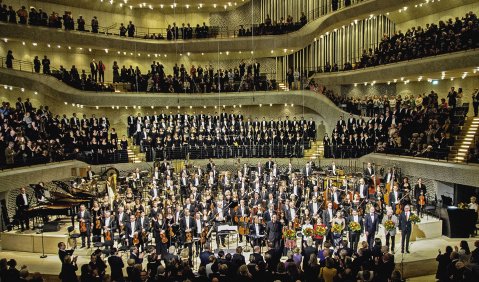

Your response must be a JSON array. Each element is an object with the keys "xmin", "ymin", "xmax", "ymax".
[{"xmin": 25, "ymin": 182, "xmax": 95, "ymax": 227}]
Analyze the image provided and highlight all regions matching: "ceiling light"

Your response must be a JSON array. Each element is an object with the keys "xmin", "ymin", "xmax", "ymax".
[
  {"xmin": 32, "ymin": 42, "xmax": 37, "ymax": 46},
  {"xmin": 22, "ymin": 41, "xmax": 25, "ymax": 45},
  {"xmin": 34, "ymin": 91, "xmax": 38, "ymax": 95},
  {"xmin": 68, "ymin": 46, "xmax": 71, "ymax": 50},
  {"xmin": 96, "ymin": 106, "xmax": 99, "ymax": 109},
  {"xmin": 88, "ymin": 48, "xmax": 92, "ymax": 52},
  {"xmin": 105, "ymin": 49, "xmax": 109, "ymax": 53},
  {"xmin": 47, "ymin": 44, "xmax": 51, "ymax": 48},
  {"xmin": 354, "ymin": 83, "xmax": 357, "ymax": 87}
]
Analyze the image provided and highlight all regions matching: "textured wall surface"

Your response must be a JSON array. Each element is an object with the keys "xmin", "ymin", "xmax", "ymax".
[{"xmin": 210, "ymin": 1, "xmax": 261, "ymax": 28}]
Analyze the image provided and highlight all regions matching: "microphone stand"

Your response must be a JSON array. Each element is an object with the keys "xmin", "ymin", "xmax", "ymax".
[{"xmin": 38, "ymin": 224, "xmax": 47, "ymax": 258}]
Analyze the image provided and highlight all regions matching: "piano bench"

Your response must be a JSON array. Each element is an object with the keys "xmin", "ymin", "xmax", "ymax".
[{"xmin": 70, "ymin": 234, "xmax": 81, "ymax": 239}]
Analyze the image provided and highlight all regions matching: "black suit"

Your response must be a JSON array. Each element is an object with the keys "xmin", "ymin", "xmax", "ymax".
[
  {"xmin": 15, "ymin": 193, "xmax": 30, "ymax": 231},
  {"xmin": 58, "ymin": 248, "xmax": 74, "ymax": 263},
  {"xmin": 125, "ymin": 220, "xmax": 141, "ymax": 246},
  {"xmin": 77, "ymin": 210, "xmax": 91, "ymax": 247},
  {"xmin": 249, "ymin": 223, "xmax": 265, "ymax": 247},
  {"xmin": 399, "ymin": 211, "xmax": 413, "ymax": 252},
  {"xmin": 266, "ymin": 220, "xmax": 282, "ymax": 249},
  {"xmin": 364, "ymin": 213, "xmax": 379, "ymax": 249}
]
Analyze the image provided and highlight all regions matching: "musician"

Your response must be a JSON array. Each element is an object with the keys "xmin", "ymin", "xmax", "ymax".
[
  {"xmin": 149, "ymin": 184, "xmax": 161, "ymax": 202},
  {"xmin": 86, "ymin": 165, "xmax": 95, "ymax": 181},
  {"xmin": 389, "ymin": 184, "xmax": 402, "ymax": 213},
  {"xmin": 194, "ymin": 212, "xmax": 206, "ymax": 254},
  {"xmin": 101, "ymin": 210, "xmax": 116, "ymax": 248},
  {"xmin": 356, "ymin": 178, "xmax": 369, "ymax": 200},
  {"xmin": 329, "ymin": 161, "xmax": 338, "ymax": 176},
  {"xmin": 91, "ymin": 201, "xmax": 103, "ymax": 241},
  {"xmin": 364, "ymin": 206, "xmax": 379, "ymax": 250},
  {"xmin": 125, "ymin": 214, "xmax": 140, "ymax": 247},
  {"xmin": 249, "ymin": 216, "xmax": 265, "ymax": 248},
  {"xmin": 331, "ymin": 211, "xmax": 346, "ymax": 247},
  {"xmin": 347, "ymin": 209, "xmax": 363, "ymax": 251},
  {"xmin": 235, "ymin": 200, "xmax": 249, "ymax": 243},
  {"xmin": 77, "ymin": 204, "xmax": 91, "ymax": 248},
  {"xmin": 265, "ymin": 157, "xmax": 274, "ymax": 171},
  {"xmin": 180, "ymin": 209, "xmax": 195, "ymax": 263},
  {"xmin": 152, "ymin": 166, "xmax": 161, "ymax": 183},
  {"xmin": 116, "ymin": 206, "xmax": 128, "ymax": 235},
  {"xmin": 414, "ymin": 178, "xmax": 427, "ymax": 215},
  {"xmin": 15, "ymin": 187, "xmax": 30, "ymax": 232},
  {"xmin": 308, "ymin": 196, "xmax": 321, "ymax": 216},
  {"xmin": 364, "ymin": 162, "xmax": 375, "ymax": 180},
  {"xmin": 138, "ymin": 211, "xmax": 150, "ymax": 252},
  {"xmin": 398, "ymin": 205, "xmax": 413, "ymax": 253},
  {"xmin": 266, "ymin": 214, "xmax": 282, "ymax": 250},
  {"xmin": 331, "ymin": 186, "xmax": 341, "ymax": 209},
  {"xmin": 301, "ymin": 217, "xmax": 314, "ymax": 245},
  {"xmin": 323, "ymin": 202, "xmax": 335, "ymax": 229},
  {"xmin": 34, "ymin": 182, "xmax": 49, "ymax": 204},
  {"xmin": 401, "ymin": 177, "xmax": 412, "ymax": 205},
  {"xmin": 382, "ymin": 208, "xmax": 398, "ymax": 254},
  {"xmin": 286, "ymin": 201, "xmax": 298, "ymax": 224}
]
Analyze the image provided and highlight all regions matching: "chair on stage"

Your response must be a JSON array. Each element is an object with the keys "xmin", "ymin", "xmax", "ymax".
[{"xmin": 67, "ymin": 226, "xmax": 80, "ymax": 248}]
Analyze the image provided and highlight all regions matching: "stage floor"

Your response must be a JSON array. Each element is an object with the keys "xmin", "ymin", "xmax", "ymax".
[{"xmin": 0, "ymin": 217, "xmax": 474, "ymax": 279}]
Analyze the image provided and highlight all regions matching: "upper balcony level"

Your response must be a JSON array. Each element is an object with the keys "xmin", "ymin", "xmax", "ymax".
[{"xmin": 0, "ymin": 0, "xmax": 428, "ymax": 55}]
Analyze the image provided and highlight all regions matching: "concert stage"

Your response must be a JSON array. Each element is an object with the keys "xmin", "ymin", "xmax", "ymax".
[{"xmin": 0, "ymin": 228, "xmax": 68, "ymax": 254}]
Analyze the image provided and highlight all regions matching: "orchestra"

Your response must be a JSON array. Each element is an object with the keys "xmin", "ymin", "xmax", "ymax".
[{"xmin": 14, "ymin": 160, "xmax": 431, "ymax": 259}]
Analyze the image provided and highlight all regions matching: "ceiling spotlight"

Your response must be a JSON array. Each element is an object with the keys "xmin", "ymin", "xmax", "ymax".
[
  {"xmin": 34, "ymin": 91, "xmax": 38, "ymax": 95},
  {"xmin": 96, "ymin": 106, "xmax": 99, "ymax": 109}
]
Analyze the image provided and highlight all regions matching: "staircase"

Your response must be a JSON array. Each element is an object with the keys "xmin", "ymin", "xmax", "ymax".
[
  {"xmin": 448, "ymin": 117, "xmax": 479, "ymax": 162},
  {"xmin": 278, "ymin": 82, "xmax": 289, "ymax": 91},
  {"xmin": 304, "ymin": 140, "xmax": 324, "ymax": 160},
  {"xmin": 128, "ymin": 145, "xmax": 145, "ymax": 163}
]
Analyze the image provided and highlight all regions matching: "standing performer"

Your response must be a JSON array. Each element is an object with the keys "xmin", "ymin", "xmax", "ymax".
[
  {"xmin": 77, "ymin": 204, "xmax": 91, "ymax": 248},
  {"xmin": 364, "ymin": 206, "xmax": 379, "ymax": 250},
  {"xmin": 382, "ymin": 208, "xmax": 398, "ymax": 254},
  {"xmin": 266, "ymin": 214, "xmax": 283, "ymax": 250},
  {"xmin": 348, "ymin": 209, "xmax": 363, "ymax": 251},
  {"xmin": 15, "ymin": 187, "xmax": 30, "ymax": 232},
  {"xmin": 399, "ymin": 205, "xmax": 413, "ymax": 254}
]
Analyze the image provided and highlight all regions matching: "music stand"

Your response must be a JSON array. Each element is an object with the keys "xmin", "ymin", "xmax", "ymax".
[
  {"xmin": 216, "ymin": 225, "xmax": 238, "ymax": 252},
  {"xmin": 37, "ymin": 224, "xmax": 47, "ymax": 258}
]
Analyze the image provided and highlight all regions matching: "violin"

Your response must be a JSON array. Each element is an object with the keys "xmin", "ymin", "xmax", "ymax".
[
  {"xmin": 160, "ymin": 231, "xmax": 168, "ymax": 243},
  {"xmin": 133, "ymin": 233, "xmax": 140, "ymax": 245},
  {"xmin": 185, "ymin": 230, "xmax": 193, "ymax": 243},
  {"xmin": 80, "ymin": 221, "xmax": 87, "ymax": 233},
  {"xmin": 105, "ymin": 230, "xmax": 112, "ymax": 241},
  {"xmin": 200, "ymin": 225, "xmax": 209, "ymax": 244},
  {"xmin": 95, "ymin": 218, "xmax": 101, "ymax": 229}
]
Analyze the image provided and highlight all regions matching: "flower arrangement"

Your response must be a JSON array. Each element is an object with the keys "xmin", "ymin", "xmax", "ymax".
[
  {"xmin": 283, "ymin": 229, "xmax": 296, "ymax": 240},
  {"xmin": 314, "ymin": 225, "xmax": 327, "ymax": 237},
  {"xmin": 457, "ymin": 203, "xmax": 467, "ymax": 209},
  {"xmin": 303, "ymin": 227, "xmax": 314, "ymax": 237},
  {"xmin": 384, "ymin": 220, "xmax": 396, "ymax": 231},
  {"xmin": 409, "ymin": 214, "xmax": 421, "ymax": 224},
  {"xmin": 348, "ymin": 221, "xmax": 361, "ymax": 232},
  {"xmin": 331, "ymin": 223, "xmax": 344, "ymax": 234}
]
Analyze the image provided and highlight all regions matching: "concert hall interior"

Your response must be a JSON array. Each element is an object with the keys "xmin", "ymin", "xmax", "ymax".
[{"xmin": 1, "ymin": 0, "xmax": 479, "ymax": 281}]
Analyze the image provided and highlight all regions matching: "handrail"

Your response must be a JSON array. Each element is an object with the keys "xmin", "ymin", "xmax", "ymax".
[{"xmin": 0, "ymin": 0, "xmax": 369, "ymax": 41}]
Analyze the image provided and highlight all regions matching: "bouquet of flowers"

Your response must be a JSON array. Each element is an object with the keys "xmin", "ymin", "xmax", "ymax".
[
  {"xmin": 303, "ymin": 227, "xmax": 314, "ymax": 237},
  {"xmin": 314, "ymin": 225, "xmax": 327, "ymax": 237},
  {"xmin": 384, "ymin": 220, "xmax": 396, "ymax": 231},
  {"xmin": 348, "ymin": 221, "xmax": 361, "ymax": 232},
  {"xmin": 458, "ymin": 203, "xmax": 467, "ymax": 209},
  {"xmin": 283, "ymin": 229, "xmax": 296, "ymax": 240},
  {"xmin": 409, "ymin": 214, "xmax": 421, "ymax": 224},
  {"xmin": 331, "ymin": 223, "xmax": 344, "ymax": 234}
]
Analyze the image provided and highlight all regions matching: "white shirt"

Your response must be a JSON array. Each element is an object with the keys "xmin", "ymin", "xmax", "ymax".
[
  {"xmin": 130, "ymin": 221, "xmax": 136, "ymax": 236},
  {"xmin": 312, "ymin": 203, "xmax": 318, "ymax": 214},
  {"xmin": 359, "ymin": 184, "xmax": 365, "ymax": 198},
  {"xmin": 291, "ymin": 209, "xmax": 296, "ymax": 219},
  {"xmin": 105, "ymin": 217, "xmax": 110, "ymax": 227},
  {"xmin": 196, "ymin": 219, "xmax": 202, "ymax": 234},
  {"xmin": 255, "ymin": 224, "xmax": 260, "ymax": 235},
  {"xmin": 22, "ymin": 193, "xmax": 28, "ymax": 205},
  {"xmin": 186, "ymin": 218, "xmax": 190, "ymax": 230}
]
